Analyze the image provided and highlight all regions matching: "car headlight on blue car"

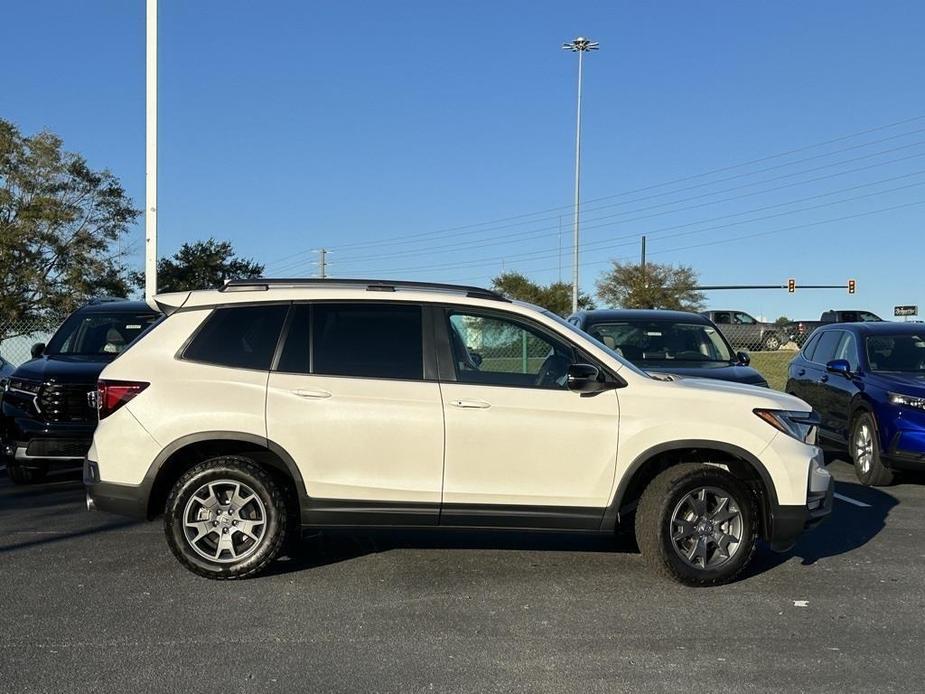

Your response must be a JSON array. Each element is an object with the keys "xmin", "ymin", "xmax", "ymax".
[
  {"xmin": 754, "ymin": 409, "xmax": 819, "ymax": 445},
  {"xmin": 888, "ymin": 392, "xmax": 925, "ymax": 410}
]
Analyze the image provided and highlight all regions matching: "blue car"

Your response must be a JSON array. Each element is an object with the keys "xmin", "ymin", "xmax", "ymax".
[{"xmin": 786, "ymin": 322, "xmax": 925, "ymax": 485}]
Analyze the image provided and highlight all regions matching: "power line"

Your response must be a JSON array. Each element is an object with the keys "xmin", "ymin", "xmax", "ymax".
[{"xmin": 265, "ymin": 114, "xmax": 925, "ymax": 267}]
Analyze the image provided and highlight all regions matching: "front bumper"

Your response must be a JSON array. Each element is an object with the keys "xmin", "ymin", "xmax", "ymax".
[
  {"xmin": 84, "ymin": 459, "xmax": 147, "ymax": 518},
  {"xmin": 766, "ymin": 448, "xmax": 834, "ymax": 552}
]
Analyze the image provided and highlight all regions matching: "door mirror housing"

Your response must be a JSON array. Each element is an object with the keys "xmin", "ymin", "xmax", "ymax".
[
  {"xmin": 567, "ymin": 363, "xmax": 614, "ymax": 394},
  {"xmin": 826, "ymin": 358, "xmax": 851, "ymax": 376},
  {"xmin": 736, "ymin": 351, "xmax": 750, "ymax": 366},
  {"xmin": 31, "ymin": 342, "xmax": 45, "ymax": 359}
]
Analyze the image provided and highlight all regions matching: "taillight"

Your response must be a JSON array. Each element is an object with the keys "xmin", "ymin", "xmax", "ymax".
[{"xmin": 97, "ymin": 380, "xmax": 149, "ymax": 420}]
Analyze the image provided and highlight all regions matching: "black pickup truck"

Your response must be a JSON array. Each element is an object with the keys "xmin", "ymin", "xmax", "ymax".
[{"xmin": 789, "ymin": 309, "xmax": 883, "ymax": 345}]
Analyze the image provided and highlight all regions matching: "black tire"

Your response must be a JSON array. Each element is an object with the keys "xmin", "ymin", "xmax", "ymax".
[
  {"xmin": 849, "ymin": 411, "xmax": 893, "ymax": 486},
  {"xmin": 762, "ymin": 333, "xmax": 782, "ymax": 351},
  {"xmin": 7, "ymin": 462, "xmax": 49, "ymax": 485},
  {"xmin": 164, "ymin": 456, "xmax": 288, "ymax": 580},
  {"xmin": 635, "ymin": 463, "xmax": 758, "ymax": 587}
]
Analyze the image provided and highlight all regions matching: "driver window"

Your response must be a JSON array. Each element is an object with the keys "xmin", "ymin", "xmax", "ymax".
[
  {"xmin": 447, "ymin": 311, "xmax": 572, "ymax": 389},
  {"xmin": 734, "ymin": 312, "xmax": 756, "ymax": 325},
  {"xmin": 834, "ymin": 332, "xmax": 860, "ymax": 371}
]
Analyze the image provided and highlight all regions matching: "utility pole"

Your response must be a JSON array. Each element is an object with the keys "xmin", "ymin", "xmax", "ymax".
[
  {"xmin": 317, "ymin": 248, "xmax": 328, "ymax": 279},
  {"xmin": 562, "ymin": 36, "xmax": 599, "ymax": 313},
  {"xmin": 144, "ymin": 0, "xmax": 158, "ymax": 305},
  {"xmin": 640, "ymin": 235, "xmax": 646, "ymax": 269},
  {"xmin": 557, "ymin": 216, "xmax": 563, "ymax": 282}
]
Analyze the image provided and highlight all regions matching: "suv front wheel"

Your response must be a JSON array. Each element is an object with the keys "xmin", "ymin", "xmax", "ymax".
[
  {"xmin": 635, "ymin": 464, "xmax": 758, "ymax": 586},
  {"xmin": 164, "ymin": 456, "xmax": 288, "ymax": 579}
]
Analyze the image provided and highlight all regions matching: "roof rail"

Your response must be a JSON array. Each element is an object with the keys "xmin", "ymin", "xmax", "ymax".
[{"xmin": 219, "ymin": 278, "xmax": 510, "ymax": 302}]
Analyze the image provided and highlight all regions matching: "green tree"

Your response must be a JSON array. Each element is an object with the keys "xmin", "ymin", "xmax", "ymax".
[
  {"xmin": 774, "ymin": 315, "xmax": 791, "ymax": 326},
  {"xmin": 490, "ymin": 271, "xmax": 595, "ymax": 316},
  {"xmin": 133, "ymin": 237, "xmax": 263, "ymax": 293},
  {"xmin": 595, "ymin": 261, "xmax": 704, "ymax": 311},
  {"xmin": 0, "ymin": 119, "xmax": 137, "ymax": 339}
]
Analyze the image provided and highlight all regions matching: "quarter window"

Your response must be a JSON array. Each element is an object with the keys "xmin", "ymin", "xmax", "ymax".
[
  {"xmin": 183, "ymin": 305, "xmax": 288, "ymax": 370},
  {"xmin": 311, "ymin": 303, "xmax": 424, "ymax": 380},
  {"xmin": 447, "ymin": 311, "xmax": 572, "ymax": 389}
]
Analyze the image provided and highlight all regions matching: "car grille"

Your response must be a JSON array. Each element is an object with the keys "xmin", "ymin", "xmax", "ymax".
[
  {"xmin": 37, "ymin": 383, "xmax": 97, "ymax": 423},
  {"xmin": 26, "ymin": 438, "xmax": 91, "ymax": 458}
]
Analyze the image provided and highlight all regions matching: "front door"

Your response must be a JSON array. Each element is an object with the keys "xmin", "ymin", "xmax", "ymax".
[
  {"xmin": 437, "ymin": 308, "xmax": 620, "ymax": 529},
  {"xmin": 266, "ymin": 302, "xmax": 444, "ymax": 524}
]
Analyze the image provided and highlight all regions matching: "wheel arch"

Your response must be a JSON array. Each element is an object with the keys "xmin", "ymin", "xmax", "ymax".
[
  {"xmin": 602, "ymin": 440, "xmax": 778, "ymax": 537},
  {"xmin": 143, "ymin": 432, "xmax": 307, "ymax": 520}
]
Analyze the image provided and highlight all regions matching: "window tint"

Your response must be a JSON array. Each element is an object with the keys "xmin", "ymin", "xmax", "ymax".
[
  {"xmin": 277, "ymin": 304, "xmax": 311, "ymax": 373},
  {"xmin": 801, "ymin": 332, "xmax": 822, "ymax": 361},
  {"xmin": 184, "ymin": 305, "xmax": 288, "ymax": 370},
  {"xmin": 712, "ymin": 312, "xmax": 731, "ymax": 324},
  {"xmin": 812, "ymin": 330, "xmax": 843, "ymax": 364},
  {"xmin": 835, "ymin": 332, "xmax": 859, "ymax": 371},
  {"xmin": 447, "ymin": 311, "xmax": 572, "ymax": 389},
  {"xmin": 312, "ymin": 303, "xmax": 423, "ymax": 380},
  {"xmin": 734, "ymin": 312, "xmax": 756, "ymax": 325}
]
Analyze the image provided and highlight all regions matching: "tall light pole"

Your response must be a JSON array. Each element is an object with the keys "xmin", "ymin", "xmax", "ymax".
[
  {"xmin": 145, "ymin": 0, "xmax": 158, "ymax": 306},
  {"xmin": 562, "ymin": 36, "xmax": 598, "ymax": 313}
]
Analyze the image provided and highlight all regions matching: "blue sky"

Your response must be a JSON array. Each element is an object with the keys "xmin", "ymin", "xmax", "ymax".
[{"xmin": 3, "ymin": 1, "xmax": 925, "ymax": 320}]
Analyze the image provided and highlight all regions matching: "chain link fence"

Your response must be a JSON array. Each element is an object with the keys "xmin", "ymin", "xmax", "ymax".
[
  {"xmin": 0, "ymin": 317, "xmax": 64, "ymax": 366},
  {"xmin": 709, "ymin": 323, "xmax": 800, "ymax": 353}
]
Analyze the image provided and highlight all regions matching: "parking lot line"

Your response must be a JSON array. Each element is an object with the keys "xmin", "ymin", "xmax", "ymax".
[{"xmin": 834, "ymin": 492, "xmax": 871, "ymax": 508}]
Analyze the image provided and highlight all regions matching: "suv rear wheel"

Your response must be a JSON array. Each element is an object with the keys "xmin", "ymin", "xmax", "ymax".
[
  {"xmin": 164, "ymin": 456, "xmax": 287, "ymax": 579},
  {"xmin": 635, "ymin": 463, "xmax": 758, "ymax": 586}
]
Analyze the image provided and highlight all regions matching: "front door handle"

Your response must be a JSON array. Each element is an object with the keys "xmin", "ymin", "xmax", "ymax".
[
  {"xmin": 450, "ymin": 399, "xmax": 491, "ymax": 409},
  {"xmin": 797, "ymin": 368, "xmax": 806, "ymax": 377},
  {"xmin": 291, "ymin": 388, "xmax": 332, "ymax": 399},
  {"xmin": 819, "ymin": 375, "xmax": 829, "ymax": 383}
]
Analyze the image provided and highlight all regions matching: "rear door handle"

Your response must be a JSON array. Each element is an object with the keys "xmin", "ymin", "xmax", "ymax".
[
  {"xmin": 291, "ymin": 388, "xmax": 332, "ymax": 399},
  {"xmin": 797, "ymin": 368, "xmax": 806, "ymax": 377},
  {"xmin": 450, "ymin": 399, "xmax": 491, "ymax": 409},
  {"xmin": 819, "ymin": 375, "xmax": 828, "ymax": 383}
]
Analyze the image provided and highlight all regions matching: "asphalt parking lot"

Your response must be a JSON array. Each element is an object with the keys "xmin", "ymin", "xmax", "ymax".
[{"xmin": 1, "ymin": 460, "xmax": 923, "ymax": 693}]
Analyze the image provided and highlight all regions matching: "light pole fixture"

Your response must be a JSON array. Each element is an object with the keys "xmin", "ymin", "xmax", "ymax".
[{"xmin": 562, "ymin": 36, "xmax": 598, "ymax": 313}]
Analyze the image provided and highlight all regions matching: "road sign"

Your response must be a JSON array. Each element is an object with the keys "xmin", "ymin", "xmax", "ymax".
[{"xmin": 894, "ymin": 305, "xmax": 918, "ymax": 317}]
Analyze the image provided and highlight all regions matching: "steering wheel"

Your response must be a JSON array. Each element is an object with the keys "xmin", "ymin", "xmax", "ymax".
[{"xmin": 535, "ymin": 353, "xmax": 571, "ymax": 387}]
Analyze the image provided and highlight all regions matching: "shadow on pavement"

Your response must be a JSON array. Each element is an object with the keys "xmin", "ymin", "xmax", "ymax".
[{"xmin": 743, "ymin": 477, "xmax": 898, "ymax": 578}]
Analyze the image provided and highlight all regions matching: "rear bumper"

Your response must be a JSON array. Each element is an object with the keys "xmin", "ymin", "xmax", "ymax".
[
  {"xmin": 766, "ymin": 448, "xmax": 834, "ymax": 552},
  {"xmin": 83, "ymin": 459, "xmax": 147, "ymax": 518}
]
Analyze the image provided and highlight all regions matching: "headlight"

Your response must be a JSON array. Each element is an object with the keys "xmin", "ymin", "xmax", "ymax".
[
  {"xmin": 754, "ymin": 409, "xmax": 819, "ymax": 444},
  {"xmin": 889, "ymin": 392, "xmax": 925, "ymax": 410}
]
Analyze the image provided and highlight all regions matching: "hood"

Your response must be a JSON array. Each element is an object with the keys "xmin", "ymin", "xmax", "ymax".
[
  {"xmin": 643, "ymin": 362, "xmax": 768, "ymax": 386},
  {"xmin": 667, "ymin": 373, "xmax": 809, "ymax": 411},
  {"xmin": 866, "ymin": 371, "xmax": 925, "ymax": 398},
  {"xmin": 11, "ymin": 355, "xmax": 110, "ymax": 384}
]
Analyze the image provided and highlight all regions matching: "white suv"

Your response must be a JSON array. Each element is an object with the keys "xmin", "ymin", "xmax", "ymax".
[{"xmin": 85, "ymin": 279, "xmax": 832, "ymax": 585}]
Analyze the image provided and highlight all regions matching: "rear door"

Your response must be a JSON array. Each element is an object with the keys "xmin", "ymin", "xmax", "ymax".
[{"xmin": 266, "ymin": 302, "xmax": 444, "ymax": 524}]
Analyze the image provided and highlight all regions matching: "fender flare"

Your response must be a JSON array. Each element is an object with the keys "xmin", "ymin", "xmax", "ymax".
[{"xmin": 600, "ymin": 439, "xmax": 779, "ymax": 532}]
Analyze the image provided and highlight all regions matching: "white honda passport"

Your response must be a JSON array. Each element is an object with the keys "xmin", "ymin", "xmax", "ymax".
[{"xmin": 85, "ymin": 279, "xmax": 833, "ymax": 585}]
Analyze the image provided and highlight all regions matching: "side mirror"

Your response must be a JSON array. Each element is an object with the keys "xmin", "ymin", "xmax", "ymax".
[
  {"xmin": 736, "ymin": 351, "xmax": 751, "ymax": 366},
  {"xmin": 826, "ymin": 358, "xmax": 851, "ymax": 376},
  {"xmin": 470, "ymin": 352, "xmax": 483, "ymax": 367},
  {"xmin": 567, "ymin": 363, "xmax": 609, "ymax": 394},
  {"xmin": 31, "ymin": 342, "xmax": 45, "ymax": 359}
]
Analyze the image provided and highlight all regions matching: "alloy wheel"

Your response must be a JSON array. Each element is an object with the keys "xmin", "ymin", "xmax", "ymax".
[
  {"xmin": 668, "ymin": 486, "xmax": 744, "ymax": 570},
  {"xmin": 182, "ymin": 479, "xmax": 267, "ymax": 563},
  {"xmin": 855, "ymin": 423, "xmax": 874, "ymax": 474}
]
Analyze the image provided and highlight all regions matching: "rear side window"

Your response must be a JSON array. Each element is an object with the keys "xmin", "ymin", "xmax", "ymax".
[
  {"xmin": 183, "ymin": 305, "xmax": 288, "ymax": 370},
  {"xmin": 811, "ymin": 330, "xmax": 843, "ymax": 364},
  {"xmin": 801, "ymin": 332, "xmax": 821, "ymax": 361},
  {"xmin": 311, "ymin": 303, "xmax": 423, "ymax": 380}
]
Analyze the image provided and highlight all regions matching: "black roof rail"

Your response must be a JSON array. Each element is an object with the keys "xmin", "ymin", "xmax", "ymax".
[{"xmin": 219, "ymin": 277, "xmax": 510, "ymax": 302}]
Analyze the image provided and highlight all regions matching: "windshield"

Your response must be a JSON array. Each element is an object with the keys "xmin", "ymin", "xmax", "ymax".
[
  {"xmin": 45, "ymin": 311, "xmax": 160, "ymax": 356},
  {"xmin": 540, "ymin": 310, "xmax": 652, "ymax": 379},
  {"xmin": 584, "ymin": 321, "xmax": 735, "ymax": 363},
  {"xmin": 866, "ymin": 334, "xmax": 925, "ymax": 373}
]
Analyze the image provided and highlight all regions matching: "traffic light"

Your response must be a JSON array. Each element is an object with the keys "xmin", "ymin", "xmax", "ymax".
[
  {"xmin": 848, "ymin": 279, "xmax": 856, "ymax": 294},
  {"xmin": 787, "ymin": 278, "xmax": 796, "ymax": 293}
]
